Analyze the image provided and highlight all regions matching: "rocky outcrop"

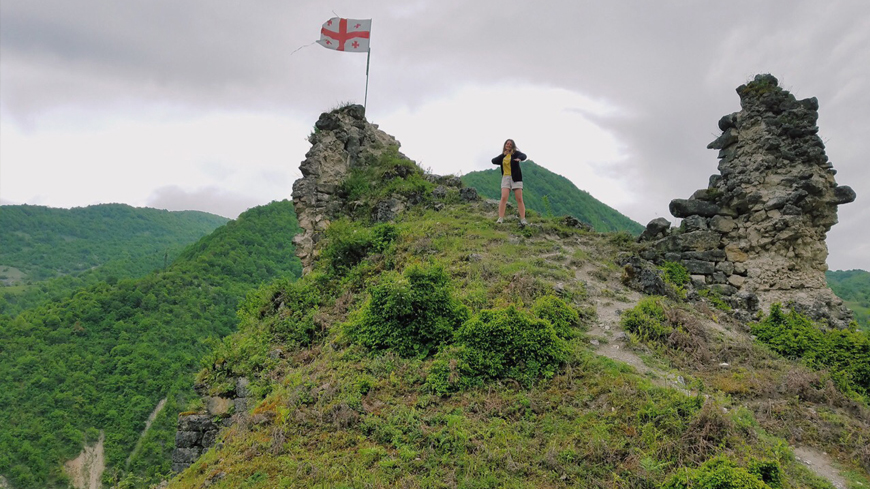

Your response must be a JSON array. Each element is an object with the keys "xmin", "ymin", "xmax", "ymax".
[
  {"xmin": 291, "ymin": 105, "xmax": 405, "ymax": 271},
  {"xmin": 641, "ymin": 75, "xmax": 855, "ymax": 327},
  {"xmin": 291, "ymin": 104, "xmax": 466, "ymax": 272}
]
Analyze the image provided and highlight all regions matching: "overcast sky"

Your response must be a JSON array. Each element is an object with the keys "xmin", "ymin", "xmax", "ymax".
[{"xmin": 1, "ymin": 0, "xmax": 867, "ymax": 270}]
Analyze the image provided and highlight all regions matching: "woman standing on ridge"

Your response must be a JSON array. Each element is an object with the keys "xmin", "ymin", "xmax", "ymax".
[{"xmin": 492, "ymin": 138, "xmax": 528, "ymax": 225}]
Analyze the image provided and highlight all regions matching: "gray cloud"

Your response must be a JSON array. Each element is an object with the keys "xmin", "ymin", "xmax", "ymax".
[
  {"xmin": 146, "ymin": 185, "xmax": 259, "ymax": 219},
  {"xmin": 2, "ymin": 0, "xmax": 867, "ymax": 268}
]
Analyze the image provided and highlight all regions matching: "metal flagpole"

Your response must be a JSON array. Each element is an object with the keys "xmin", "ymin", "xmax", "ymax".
[{"xmin": 364, "ymin": 48, "xmax": 371, "ymax": 114}]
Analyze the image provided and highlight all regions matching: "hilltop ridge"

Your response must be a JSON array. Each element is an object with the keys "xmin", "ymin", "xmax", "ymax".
[
  {"xmin": 461, "ymin": 161, "xmax": 644, "ymax": 234},
  {"xmin": 168, "ymin": 93, "xmax": 868, "ymax": 489}
]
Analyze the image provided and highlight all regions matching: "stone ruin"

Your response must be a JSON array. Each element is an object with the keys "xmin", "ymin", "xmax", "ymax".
[
  {"xmin": 291, "ymin": 105, "xmax": 403, "ymax": 271},
  {"xmin": 640, "ymin": 74, "xmax": 856, "ymax": 327},
  {"xmin": 171, "ymin": 377, "xmax": 251, "ymax": 473},
  {"xmin": 291, "ymin": 104, "xmax": 474, "ymax": 272}
]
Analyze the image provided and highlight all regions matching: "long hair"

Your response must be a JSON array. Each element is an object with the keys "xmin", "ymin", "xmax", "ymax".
[{"xmin": 503, "ymin": 139, "xmax": 519, "ymax": 154}]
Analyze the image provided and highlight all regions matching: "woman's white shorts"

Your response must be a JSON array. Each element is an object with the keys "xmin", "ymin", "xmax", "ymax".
[{"xmin": 501, "ymin": 176, "xmax": 523, "ymax": 190}]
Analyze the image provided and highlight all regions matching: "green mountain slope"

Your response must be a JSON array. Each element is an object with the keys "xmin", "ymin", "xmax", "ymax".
[
  {"xmin": 167, "ymin": 143, "xmax": 868, "ymax": 489},
  {"xmin": 0, "ymin": 204, "xmax": 229, "ymax": 316},
  {"xmin": 828, "ymin": 269, "xmax": 870, "ymax": 331},
  {"xmin": 0, "ymin": 201, "xmax": 301, "ymax": 489},
  {"xmin": 461, "ymin": 161, "xmax": 644, "ymax": 234}
]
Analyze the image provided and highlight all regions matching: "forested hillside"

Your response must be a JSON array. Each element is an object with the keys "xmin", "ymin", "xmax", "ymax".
[
  {"xmin": 461, "ymin": 161, "xmax": 644, "ymax": 234},
  {"xmin": 828, "ymin": 269, "xmax": 870, "ymax": 331},
  {"xmin": 0, "ymin": 204, "xmax": 229, "ymax": 316},
  {"xmin": 0, "ymin": 200, "xmax": 301, "ymax": 489}
]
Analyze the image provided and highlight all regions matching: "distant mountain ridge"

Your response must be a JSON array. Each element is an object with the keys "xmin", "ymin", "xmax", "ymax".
[
  {"xmin": 0, "ymin": 201, "xmax": 301, "ymax": 489},
  {"xmin": 0, "ymin": 204, "xmax": 229, "ymax": 316},
  {"xmin": 827, "ymin": 269, "xmax": 870, "ymax": 331},
  {"xmin": 461, "ymin": 161, "xmax": 644, "ymax": 234},
  {"xmin": 0, "ymin": 203, "xmax": 229, "ymax": 283}
]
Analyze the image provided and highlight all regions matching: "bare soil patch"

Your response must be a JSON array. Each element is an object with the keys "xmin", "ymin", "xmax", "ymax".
[{"xmin": 64, "ymin": 431, "xmax": 105, "ymax": 489}]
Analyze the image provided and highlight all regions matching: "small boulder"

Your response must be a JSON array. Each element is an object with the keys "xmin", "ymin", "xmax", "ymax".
[
  {"xmin": 669, "ymin": 198, "xmax": 721, "ymax": 218},
  {"xmin": 561, "ymin": 215, "xmax": 594, "ymax": 231},
  {"xmin": 616, "ymin": 254, "xmax": 673, "ymax": 297},
  {"xmin": 459, "ymin": 187, "xmax": 479, "ymax": 201},
  {"xmin": 638, "ymin": 217, "xmax": 670, "ymax": 241}
]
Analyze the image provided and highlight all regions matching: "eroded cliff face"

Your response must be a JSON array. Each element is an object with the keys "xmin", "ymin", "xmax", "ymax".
[
  {"xmin": 291, "ymin": 105, "xmax": 404, "ymax": 271},
  {"xmin": 641, "ymin": 74, "xmax": 856, "ymax": 326}
]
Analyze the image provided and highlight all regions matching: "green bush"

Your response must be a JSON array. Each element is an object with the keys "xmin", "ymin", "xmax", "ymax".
[
  {"xmin": 699, "ymin": 288, "xmax": 732, "ymax": 312},
  {"xmin": 663, "ymin": 456, "xmax": 778, "ymax": 489},
  {"xmin": 347, "ymin": 264, "xmax": 469, "ymax": 358},
  {"xmin": 339, "ymin": 146, "xmax": 434, "ymax": 214},
  {"xmin": 661, "ymin": 261, "xmax": 690, "ymax": 297},
  {"xmin": 751, "ymin": 304, "xmax": 870, "ymax": 398},
  {"xmin": 320, "ymin": 220, "xmax": 398, "ymax": 276},
  {"xmin": 621, "ymin": 297, "xmax": 671, "ymax": 343},
  {"xmin": 531, "ymin": 295, "xmax": 581, "ymax": 339},
  {"xmin": 452, "ymin": 305, "xmax": 568, "ymax": 387}
]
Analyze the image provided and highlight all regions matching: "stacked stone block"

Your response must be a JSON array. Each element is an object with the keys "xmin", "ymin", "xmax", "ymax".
[{"xmin": 171, "ymin": 377, "xmax": 252, "ymax": 473}]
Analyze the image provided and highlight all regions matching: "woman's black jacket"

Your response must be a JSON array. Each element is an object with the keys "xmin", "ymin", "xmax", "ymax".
[{"xmin": 491, "ymin": 151, "xmax": 527, "ymax": 182}]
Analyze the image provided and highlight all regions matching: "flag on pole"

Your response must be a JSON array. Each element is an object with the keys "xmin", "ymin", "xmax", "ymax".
[{"xmin": 317, "ymin": 17, "xmax": 371, "ymax": 53}]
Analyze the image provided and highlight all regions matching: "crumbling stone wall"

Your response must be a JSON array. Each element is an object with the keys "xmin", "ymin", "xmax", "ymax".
[
  {"xmin": 171, "ymin": 377, "xmax": 251, "ymax": 473},
  {"xmin": 641, "ymin": 74, "xmax": 856, "ymax": 327}
]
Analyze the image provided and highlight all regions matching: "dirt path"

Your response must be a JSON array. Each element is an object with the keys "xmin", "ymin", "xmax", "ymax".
[
  {"xmin": 64, "ymin": 431, "xmax": 105, "ymax": 489},
  {"xmin": 126, "ymin": 397, "xmax": 168, "ymax": 468},
  {"xmin": 793, "ymin": 447, "xmax": 848, "ymax": 489},
  {"xmin": 546, "ymin": 234, "xmax": 853, "ymax": 489}
]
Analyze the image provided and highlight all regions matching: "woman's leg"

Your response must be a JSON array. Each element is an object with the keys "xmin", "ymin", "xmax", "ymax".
[
  {"xmin": 514, "ymin": 189, "xmax": 526, "ymax": 220},
  {"xmin": 498, "ymin": 187, "xmax": 510, "ymax": 218}
]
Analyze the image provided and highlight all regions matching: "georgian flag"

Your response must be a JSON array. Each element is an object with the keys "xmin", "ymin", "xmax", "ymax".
[{"xmin": 317, "ymin": 17, "xmax": 371, "ymax": 53}]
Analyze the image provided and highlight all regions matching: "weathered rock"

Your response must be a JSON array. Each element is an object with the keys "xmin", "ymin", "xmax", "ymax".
[
  {"xmin": 205, "ymin": 397, "xmax": 233, "ymax": 417},
  {"xmin": 716, "ymin": 261, "xmax": 735, "ymax": 276},
  {"xmin": 728, "ymin": 275, "xmax": 746, "ymax": 287},
  {"xmin": 178, "ymin": 415, "xmax": 216, "ymax": 433},
  {"xmin": 681, "ymin": 250, "xmax": 727, "ymax": 262},
  {"xmin": 639, "ymin": 217, "xmax": 671, "ymax": 241},
  {"xmin": 681, "ymin": 215, "xmax": 708, "ymax": 232},
  {"xmin": 235, "ymin": 377, "xmax": 251, "ymax": 398},
  {"xmin": 374, "ymin": 199, "xmax": 400, "ymax": 222},
  {"xmin": 172, "ymin": 447, "xmax": 201, "ymax": 464},
  {"xmin": 670, "ymin": 199, "xmax": 721, "ymax": 218},
  {"xmin": 459, "ymin": 187, "xmax": 479, "ymax": 201},
  {"xmin": 683, "ymin": 260, "xmax": 716, "ymax": 275},
  {"xmin": 432, "ymin": 186, "xmax": 448, "ymax": 199},
  {"xmin": 709, "ymin": 215, "xmax": 736, "ymax": 233},
  {"xmin": 561, "ymin": 215, "xmax": 594, "ymax": 231},
  {"xmin": 616, "ymin": 254, "xmax": 673, "ymax": 298},
  {"xmin": 234, "ymin": 398, "xmax": 250, "ymax": 414},
  {"xmin": 724, "ymin": 244, "xmax": 748, "ymax": 263},
  {"xmin": 833, "ymin": 185, "xmax": 856, "ymax": 205},
  {"xmin": 679, "ymin": 231, "xmax": 722, "ymax": 251},
  {"xmin": 175, "ymin": 431, "xmax": 201, "ymax": 448},
  {"xmin": 172, "ymin": 415, "xmax": 220, "ymax": 472}
]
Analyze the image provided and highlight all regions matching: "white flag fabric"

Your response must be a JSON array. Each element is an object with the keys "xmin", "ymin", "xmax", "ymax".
[{"xmin": 317, "ymin": 17, "xmax": 371, "ymax": 53}]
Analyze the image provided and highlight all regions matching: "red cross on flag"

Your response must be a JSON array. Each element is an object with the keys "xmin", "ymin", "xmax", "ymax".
[{"xmin": 317, "ymin": 17, "xmax": 371, "ymax": 53}]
